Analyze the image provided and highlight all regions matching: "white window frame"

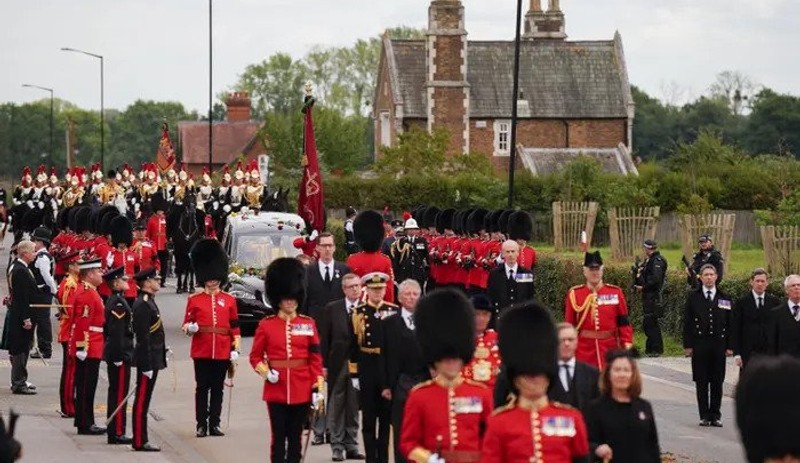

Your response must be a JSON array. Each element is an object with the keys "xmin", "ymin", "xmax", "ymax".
[
  {"xmin": 380, "ymin": 112, "xmax": 392, "ymax": 147},
  {"xmin": 494, "ymin": 119, "xmax": 511, "ymax": 156}
]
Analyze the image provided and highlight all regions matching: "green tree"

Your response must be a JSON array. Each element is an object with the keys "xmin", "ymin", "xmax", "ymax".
[
  {"xmin": 744, "ymin": 89, "xmax": 800, "ymax": 156},
  {"xmin": 631, "ymin": 86, "xmax": 679, "ymax": 160},
  {"xmin": 375, "ymin": 127, "xmax": 448, "ymax": 177}
]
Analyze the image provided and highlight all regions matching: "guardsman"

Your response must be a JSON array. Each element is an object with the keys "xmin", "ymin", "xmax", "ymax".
[
  {"xmin": 71, "ymin": 257, "xmax": 107, "ymax": 435},
  {"xmin": 102, "ymin": 266, "xmax": 134, "ymax": 445},
  {"xmin": 146, "ymin": 192, "xmax": 169, "ymax": 284},
  {"xmin": 349, "ymin": 272, "xmax": 397, "ymax": 463},
  {"xmin": 635, "ymin": 239, "xmax": 668, "ymax": 357},
  {"xmin": 462, "ymin": 294, "xmax": 501, "ymax": 390},
  {"xmin": 565, "ymin": 251, "xmax": 634, "ymax": 369},
  {"xmin": 182, "ymin": 239, "xmax": 240, "ymax": 438},
  {"xmin": 688, "ymin": 234, "xmax": 725, "ymax": 287},
  {"xmin": 347, "ymin": 210, "xmax": 396, "ymax": 303},
  {"xmin": 400, "ymin": 289, "xmax": 493, "ymax": 463},
  {"xmin": 108, "ymin": 216, "xmax": 139, "ymax": 306},
  {"xmin": 429, "ymin": 209, "xmax": 455, "ymax": 289},
  {"xmin": 131, "ymin": 267, "xmax": 167, "ymax": 452},
  {"xmin": 507, "ymin": 211, "xmax": 536, "ymax": 270},
  {"xmin": 465, "ymin": 210, "xmax": 489, "ymax": 294},
  {"xmin": 56, "ymin": 252, "xmax": 81, "ymax": 418},
  {"xmin": 480, "ymin": 303, "xmax": 590, "ymax": 463},
  {"xmin": 132, "ymin": 222, "xmax": 160, "ymax": 275},
  {"xmin": 250, "ymin": 258, "xmax": 324, "ymax": 463},
  {"xmin": 50, "ymin": 211, "xmax": 77, "ymax": 283}
]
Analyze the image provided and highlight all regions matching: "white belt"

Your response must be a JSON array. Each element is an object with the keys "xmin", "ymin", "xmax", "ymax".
[{"xmin": 88, "ymin": 326, "xmax": 104, "ymax": 333}]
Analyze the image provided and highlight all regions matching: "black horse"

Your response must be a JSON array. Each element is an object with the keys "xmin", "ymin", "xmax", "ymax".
[
  {"xmin": 168, "ymin": 193, "xmax": 205, "ymax": 293},
  {"xmin": 260, "ymin": 186, "xmax": 290, "ymax": 213}
]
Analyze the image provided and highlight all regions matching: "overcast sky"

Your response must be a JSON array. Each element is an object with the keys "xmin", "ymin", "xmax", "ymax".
[{"xmin": 2, "ymin": 0, "xmax": 796, "ymax": 113}]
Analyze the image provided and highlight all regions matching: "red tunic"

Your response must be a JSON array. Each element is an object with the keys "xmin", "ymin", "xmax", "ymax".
[
  {"xmin": 452, "ymin": 238, "xmax": 470, "ymax": 287},
  {"xmin": 564, "ymin": 284, "xmax": 634, "ymax": 369},
  {"xmin": 203, "ymin": 215, "xmax": 217, "ymax": 240},
  {"xmin": 70, "ymin": 283, "xmax": 105, "ymax": 359},
  {"xmin": 94, "ymin": 236, "xmax": 113, "ymax": 297},
  {"xmin": 183, "ymin": 290, "xmax": 241, "ymax": 360},
  {"xmin": 109, "ymin": 248, "xmax": 140, "ymax": 299},
  {"xmin": 249, "ymin": 314, "xmax": 324, "ymax": 404},
  {"xmin": 518, "ymin": 245, "xmax": 537, "ymax": 269},
  {"xmin": 50, "ymin": 231, "xmax": 76, "ymax": 278},
  {"xmin": 462, "ymin": 330, "xmax": 501, "ymax": 390},
  {"xmin": 71, "ymin": 235, "xmax": 95, "ymax": 258},
  {"xmin": 56, "ymin": 275, "xmax": 80, "ymax": 343},
  {"xmin": 401, "ymin": 377, "xmax": 493, "ymax": 463},
  {"xmin": 146, "ymin": 213, "xmax": 168, "ymax": 251},
  {"xmin": 292, "ymin": 237, "xmax": 317, "ymax": 258},
  {"xmin": 133, "ymin": 239, "xmax": 160, "ymax": 272},
  {"xmin": 428, "ymin": 235, "xmax": 444, "ymax": 283},
  {"xmin": 467, "ymin": 238, "xmax": 488, "ymax": 290},
  {"xmin": 346, "ymin": 250, "xmax": 395, "ymax": 302},
  {"xmin": 480, "ymin": 402, "xmax": 589, "ymax": 463},
  {"xmin": 479, "ymin": 240, "xmax": 502, "ymax": 288}
]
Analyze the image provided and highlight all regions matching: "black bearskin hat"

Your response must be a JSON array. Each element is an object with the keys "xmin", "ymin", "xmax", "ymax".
[
  {"xmin": 99, "ymin": 209, "xmax": 121, "ymax": 237},
  {"xmin": 452, "ymin": 210, "xmax": 464, "ymax": 235},
  {"xmin": 423, "ymin": 206, "xmax": 440, "ymax": 230},
  {"xmin": 436, "ymin": 208, "xmax": 455, "ymax": 234},
  {"xmin": 415, "ymin": 289, "xmax": 475, "ymax": 365},
  {"xmin": 498, "ymin": 302, "xmax": 558, "ymax": 383},
  {"xmin": 191, "ymin": 238, "xmax": 229, "ymax": 285},
  {"xmin": 484, "ymin": 209, "xmax": 502, "ymax": 234},
  {"xmin": 21, "ymin": 208, "xmax": 43, "ymax": 233},
  {"xmin": 736, "ymin": 355, "xmax": 800, "ymax": 463},
  {"xmin": 74, "ymin": 207, "xmax": 92, "ymax": 233},
  {"xmin": 110, "ymin": 215, "xmax": 133, "ymax": 247},
  {"xmin": 67, "ymin": 207, "xmax": 80, "ymax": 232},
  {"xmin": 467, "ymin": 209, "xmax": 489, "ymax": 235},
  {"xmin": 508, "ymin": 211, "xmax": 533, "ymax": 241},
  {"xmin": 265, "ymin": 257, "xmax": 307, "ymax": 309},
  {"xmin": 353, "ymin": 210, "xmax": 384, "ymax": 252},
  {"xmin": 93, "ymin": 205, "xmax": 119, "ymax": 234},
  {"xmin": 150, "ymin": 191, "xmax": 168, "ymax": 213},
  {"xmin": 498, "ymin": 210, "xmax": 514, "ymax": 235},
  {"xmin": 56, "ymin": 207, "xmax": 70, "ymax": 232}
]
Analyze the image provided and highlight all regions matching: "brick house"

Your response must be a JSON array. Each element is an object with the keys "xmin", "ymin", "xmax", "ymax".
[
  {"xmin": 178, "ymin": 92, "xmax": 267, "ymax": 177},
  {"xmin": 373, "ymin": 0, "xmax": 637, "ymax": 175}
]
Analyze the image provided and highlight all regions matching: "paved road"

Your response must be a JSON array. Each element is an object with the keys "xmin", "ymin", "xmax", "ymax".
[{"xmin": 0, "ymin": 234, "xmax": 748, "ymax": 462}]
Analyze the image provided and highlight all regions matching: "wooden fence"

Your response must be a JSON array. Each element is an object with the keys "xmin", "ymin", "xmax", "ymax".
[
  {"xmin": 608, "ymin": 207, "xmax": 660, "ymax": 261},
  {"xmin": 552, "ymin": 202, "xmax": 599, "ymax": 252},
  {"xmin": 678, "ymin": 214, "xmax": 736, "ymax": 274},
  {"xmin": 761, "ymin": 226, "xmax": 800, "ymax": 276}
]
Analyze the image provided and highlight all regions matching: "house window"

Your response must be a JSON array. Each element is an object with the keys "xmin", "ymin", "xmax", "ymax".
[
  {"xmin": 494, "ymin": 120, "xmax": 511, "ymax": 156},
  {"xmin": 380, "ymin": 112, "xmax": 391, "ymax": 147}
]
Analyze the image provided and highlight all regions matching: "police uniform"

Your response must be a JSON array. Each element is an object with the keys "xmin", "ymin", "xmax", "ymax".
[
  {"xmin": 56, "ymin": 258, "xmax": 80, "ymax": 418},
  {"xmin": 251, "ymin": 258, "xmax": 324, "ymax": 463},
  {"xmin": 689, "ymin": 234, "xmax": 724, "ymax": 287},
  {"xmin": 637, "ymin": 240, "xmax": 667, "ymax": 356},
  {"xmin": 102, "ymin": 267, "xmax": 134, "ymax": 444},
  {"xmin": 565, "ymin": 252, "xmax": 634, "ymax": 369},
  {"xmin": 29, "ymin": 227, "xmax": 56, "ymax": 359},
  {"xmin": 131, "ymin": 267, "xmax": 167, "ymax": 451}
]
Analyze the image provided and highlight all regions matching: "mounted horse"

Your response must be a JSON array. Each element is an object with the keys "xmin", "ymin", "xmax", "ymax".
[
  {"xmin": 167, "ymin": 192, "xmax": 205, "ymax": 293},
  {"xmin": 260, "ymin": 186, "xmax": 290, "ymax": 213}
]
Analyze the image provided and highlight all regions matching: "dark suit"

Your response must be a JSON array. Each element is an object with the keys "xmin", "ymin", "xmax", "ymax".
[
  {"xmin": 493, "ymin": 360, "xmax": 599, "ymax": 413},
  {"xmin": 318, "ymin": 298, "xmax": 360, "ymax": 454},
  {"xmin": 486, "ymin": 264, "xmax": 535, "ymax": 322},
  {"xmin": 683, "ymin": 287, "xmax": 732, "ymax": 422},
  {"xmin": 304, "ymin": 260, "xmax": 350, "ymax": 321},
  {"xmin": 767, "ymin": 300, "xmax": 800, "ymax": 359},
  {"xmin": 5, "ymin": 259, "xmax": 37, "ymax": 391},
  {"xmin": 383, "ymin": 312, "xmax": 428, "ymax": 463},
  {"xmin": 731, "ymin": 292, "xmax": 779, "ymax": 367}
]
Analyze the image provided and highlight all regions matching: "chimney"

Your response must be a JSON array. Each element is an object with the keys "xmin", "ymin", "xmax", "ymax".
[
  {"xmin": 523, "ymin": 0, "xmax": 567, "ymax": 41},
  {"xmin": 225, "ymin": 91, "xmax": 252, "ymax": 122}
]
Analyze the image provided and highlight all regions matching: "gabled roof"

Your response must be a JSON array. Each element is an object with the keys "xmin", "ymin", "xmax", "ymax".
[
  {"xmin": 387, "ymin": 34, "xmax": 633, "ymax": 119},
  {"xmin": 518, "ymin": 143, "xmax": 638, "ymax": 176},
  {"xmin": 178, "ymin": 121, "xmax": 263, "ymax": 164}
]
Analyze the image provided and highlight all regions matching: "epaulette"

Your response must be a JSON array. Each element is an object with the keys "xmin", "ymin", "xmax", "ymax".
[
  {"xmin": 410, "ymin": 379, "xmax": 434, "ymax": 392},
  {"xmin": 491, "ymin": 403, "xmax": 516, "ymax": 416},
  {"xmin": 464, "ymin": 379, "xmax": 488, "ymax": 389},
  {"xmin": 551, "ymin": 401, "xmax": 576, "ymax": 410}
]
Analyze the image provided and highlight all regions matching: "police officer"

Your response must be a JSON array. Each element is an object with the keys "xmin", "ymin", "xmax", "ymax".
[
  {"xmin": 635, "ymin": 240, "xmax": 668, "ymax": 357},
  {"xmin": 688, "ymin": 234, "xmax": 724, "ymax": 288},
  {"xmin": 29, "ymin": 226, "xmax": 56, "ymax": 359},
  {"xmin": 102, "ymin": 266, "xmax": 134, "ymax": 444},
  {"xmin": 131, "ymin": 267, "xmax": 167, "ymax": 451},
  {"xmin": 344, "ymin": 206, "xmax": 359, "ymax": 255}
]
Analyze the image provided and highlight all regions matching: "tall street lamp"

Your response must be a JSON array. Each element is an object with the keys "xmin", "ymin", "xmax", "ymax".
[
  {"xmin": 507, "ymin": 0, "xmax": 524, "ymax": 208},
  {"xmin": 21, "ymin": 84, "xmax": 54, "ymax": 164},
  {"xmin": 61, "ymin": 47, "xmax": 104, "ymax": 170},
  {"xmin": 208, "ymin": 0, "xmax": 214, "ymax": 172}
]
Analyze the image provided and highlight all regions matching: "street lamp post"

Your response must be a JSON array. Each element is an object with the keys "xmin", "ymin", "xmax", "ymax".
[
  {"xmin": 61, "ymin": 47, "xmax": 104, "ymax": 170},
  {"xmin": 508, "ymin": 0, "xmax": 524, "ymax": 208},
  {"xmin": 21, "ymin": 84, "xmax": 54, "ymax": 164},
  {"xmin": 208, "ymin": 0, "xmax": 214, "ymax": 172}
]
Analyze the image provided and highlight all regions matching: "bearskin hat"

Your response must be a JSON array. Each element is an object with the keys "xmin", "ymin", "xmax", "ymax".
[
  {"xmin": 99, "ymin": 209, "xmax": 121, "ymax": 237},
  {"xmin": 21, "ymin": 208, "xmax": 43, "ymax": 233},
  {"xmin": 498, "ymin": 302, "xmax": 558, "ymax": 383},
  {"xmin": 415, "ymin": 289, "xmax": 475, "ymax": 365},
  {"xmin": 92, "ymin": 205, "xmax": 119, "ymax": 234},
  {"xmin": 150, "ymin": 191, "xmax": 168, "ymax": 213},
  {"xmin": 191, "ymin": 238, "xmax": 229, "ymax": 285},
  {"xmin": 508, "ymin": 211, "xmax": 533, "ymax": 241},
  {"xmin": 452, "ymin": 210, "xmax": 465, "ymax": 235},
  {"xmin": 467, "ymin": 209, "xmax": 489, "ymax": 235},
  {"xmin": 110, "ymin": 215, "xmax": 133, "ymax": 247},
  {"xmin": 736, "ymin": 355, "xmax": 800, "ymax": 463},
  {"xmin": 498, "ymin": 210, "xmax": 514, "ymax": 235},
  {"xmin": 484, "ymin": 209, "xmax": 501, "ymax": 233},
  {"xmin": 56, "ymin": 207, "xmax": 70, "ymax": 232},
  {"xmin": 423, "ymin": 206, "xmax": 440, "ymax": 230},
  {"xmin": 74, "ymin": 207, "xmax": 92, "ymax": 233},
  {"xmin": 436, "ymin": 208, "xmax": 455, "ymax": 234},
  {"xmin": 67, "ymin": 207, "xmax": 80, "ymax": 232},
  {"xmin": 353, "ymin": 210, "xmax": 384, "ymax": 252},
  {"xmin": 414, "ymin": 206, "xmax": 428, "ymax": 228},
  {"xmin": 265, "ymin": 257, "xmax": 307, "ymax": 309}
]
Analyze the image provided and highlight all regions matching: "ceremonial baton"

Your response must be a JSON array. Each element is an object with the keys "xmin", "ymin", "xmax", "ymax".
[
  {"xmin": 166, "ymin": 346, "xmax": 178, "ymax": 393},
  {"xmin": 224, "ymin": 361, "xmax": 236, "ymax": 430},
  {"xmin": 32, "ymin": 344, "xmax": 48, "ymax": 367},
  {"xmin": 30, "ymin": 303, "xmax": 70, "ymax": 308},
  {"xmin": 104, "ymin": 385, "xmax": 137, "ymax": 427}
]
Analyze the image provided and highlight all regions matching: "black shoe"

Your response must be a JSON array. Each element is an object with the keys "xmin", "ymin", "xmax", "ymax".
[
  {"xmin": 160, "ymin": 282, "xmax": 166, "ymax": 288},
  {"xmin": 325, "ymin": 431, "xmax": 332, "ymax": 443},
  {"xmin": 699, "ymin": 419, "xmax": 711, "ymax": 427},
  {"xmin": 196, "ymin": 426, "xmax": 208, "ymax": 438},
  {"xmin": 209, "ymin": 426, "xmax": 225, "ymax": 437},
  {"xmin": 345, "ymin": 450, "xmax": 366, "ymax": 460},
  {"xmin": 332, "ymin": 449, "xmax": 345, "ymax": 462},
  {"xmin": 30, "ymin": 351, "xmax": 41, "ymax": 359},
  {"xmin": 710, "ymin": 420, "xmax": 723, "ymax": 427},
  {"xmin": 12, "ymin": 387, "xmax": 36, "ymax": 395},
  {"xmin": 134, "ymin": 442, "xmax": 161, "ymax": 452},
  {"xmin": 311, "ymin": 434, "xmax": 325, "ymax": 445},
  {"xmin": 646, "ymin": 352, "xmax": 662, "ymax": 358},
  {"xmin": 176, "ymin": 287, "xmax": 184, "ymax": 294},
  {"xmin": 78, "ymin": 425, "xmax": 106, "ymax": 435},
  {"xmin": 107, "ymin": 435, "xmax": 133, "ymax": 445}
]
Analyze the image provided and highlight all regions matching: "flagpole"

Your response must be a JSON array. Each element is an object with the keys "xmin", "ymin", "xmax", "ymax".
[{"xmin": 208, "ymin": 0, "xmax": 213, "ymax": 172}]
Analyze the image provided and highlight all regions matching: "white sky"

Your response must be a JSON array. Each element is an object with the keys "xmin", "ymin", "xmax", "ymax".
[{"xmin": 2, "ymin": 0, "xmax": 796, "ymax": 113}]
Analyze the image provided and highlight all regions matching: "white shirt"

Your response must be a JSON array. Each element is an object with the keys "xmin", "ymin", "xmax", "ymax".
[
  {"xmin": 318, "ymin": 260, "xmax": 334, "ymax": 281},
  {"xmin": 789, "ymin": 300, "xmax": 800, "ymax": 321},
  {"xmin": 401, "ymin": 308, "xmax": 415, "ymax": 330},
  {"xmin": 559, "ymin": 357, "xmax": 576, "ymax": 392},
  {"xmin": 504, "ymin": 263, "xmax": 519, "ymax": 279},
  {"xmin": 752, "ymin": 291, "xmax": 766, "ymax": 308},
  {"xmin": 345, "ymin": 298, "xmax": 359, "ymax": 315},
  {"xmin": 34, "ymin": 249, "xmax": 57, "ymax": 295},
  {"xmin": 702, "ymin": 286, "xmax": 716, "ymax": 301}
]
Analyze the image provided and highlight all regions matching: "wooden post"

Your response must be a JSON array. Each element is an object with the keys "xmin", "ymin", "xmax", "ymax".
[
  {"xmin": 552, "ymin": 201, "xmax": 598, "ymax": 252},
  {"xmin": 609, "ymin": 207, "xmax": 660, "ymax": 261}
]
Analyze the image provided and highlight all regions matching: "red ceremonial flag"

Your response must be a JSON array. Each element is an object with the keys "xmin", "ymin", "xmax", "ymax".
[
  {"xmin": 298, "ymin": 90, "xmax": 325, "ymax": 233},
  {"xmin": 156, "ymin": 121, "xmax": 176, "ymax": 174}
]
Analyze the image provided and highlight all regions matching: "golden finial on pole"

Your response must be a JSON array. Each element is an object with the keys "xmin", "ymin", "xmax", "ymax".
[
  {"xmin": 304, "ymin": 81, "xmax": 314, "ymax": 97},
  {"xmin": 302, "ymin": 81, "xmax": 316, "ymax": 113}
]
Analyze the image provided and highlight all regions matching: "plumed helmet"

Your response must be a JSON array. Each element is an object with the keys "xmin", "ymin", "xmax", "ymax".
[
  {"xmin": 110, "ymin": 215, "xmax": 133, "ymax": 247},
  {"xmin": 415, "ymin": 289, "xmax": 475, "ymax": 365},
  {"xmin": 467, "ymin": 208, "xmax": 489, "ymax": 235},
  {"xmin": 191, "ymin": 239, "xmax": 229, "ymax": 285},
  {"xmin": 436, "ymin": 208, "xmax": 455, "ymax": 234},
  {"xmin": 498, "ymin": 302, "xmax": 558, "ymax": 383},
  {"xmin": 353, "ymin": 210, "xmax": 384, "ymax": 252},
  {"xmin": 507, "ymin": 211, "xmax": 533, "ymax": 241},
  {"xmin": 265, "ymin": 257, "xmax": 307, "ymax": 309},
  {"xmin": 498, "ymin": 210, "xmax": 514, "ymax": 235}
]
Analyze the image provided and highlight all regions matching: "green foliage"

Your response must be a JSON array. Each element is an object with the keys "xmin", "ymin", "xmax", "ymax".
[
  {"xmin": 375, "ymin": 127, "xmax": 448, "ymax": 177},
  {"xmin": 744, "ymin": 89, "xmax": 800, "ymax": 156}
]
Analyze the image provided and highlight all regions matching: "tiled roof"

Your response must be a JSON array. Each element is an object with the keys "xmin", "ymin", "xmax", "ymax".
[
  {"xmin": 178, "ymin": 121, "xmax": 262, "ymax": 164},
  {"xmin": 518, "ymin": 144, "xmax": 638, "ymax": 176}
]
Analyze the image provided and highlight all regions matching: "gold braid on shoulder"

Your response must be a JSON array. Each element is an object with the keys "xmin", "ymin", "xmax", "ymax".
[
  {"xmin": 352, "ymin": 310, "xmax": 366, "ymax": 347},
  {"xmin": 569, "ymin": 288, "xmax": 598, "ymax": 331}
]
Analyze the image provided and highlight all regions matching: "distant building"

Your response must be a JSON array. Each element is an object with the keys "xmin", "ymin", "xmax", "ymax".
[
  {"xmin": 373, "ymin": 0, "xmax": 636, "ymax": 175},
  {"xmin": 178, "ymin": 92, "xmax": 267, "ymax": 176}
]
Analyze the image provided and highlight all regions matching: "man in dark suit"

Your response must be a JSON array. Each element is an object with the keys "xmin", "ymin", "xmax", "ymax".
[
  {"xmin": 318, "ymin": 274, "xmax": 365, "ymax": 462},
  {"xmin": 303, "ymin": 231, "xmax": 351, "ymax": 445},
  {"xmin": 767, "ymin": 274, "xmax": 800, "ymax": 359},
  {"xmin": 683, "ymin": 264, "xmax": 733, "ymax": 428},
  {"xmin": 732, "ymin": 268, "xmax": 779, "ymax": 370},
  {"xmin": 382, "ymin": 279, "xmax": 428, "ymax": 463},
  {"xmin": 486, "ymin": 240, "xmax": 534, "ymax": 323},
  {"xmin": 5, "ymin": 240, "xmax": 38, "ymax": 394}
]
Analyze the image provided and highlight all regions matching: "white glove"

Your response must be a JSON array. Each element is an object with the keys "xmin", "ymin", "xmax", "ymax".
[
  {"xmin": 427, "ymin": 454, "xmax": 445, "ymax": 463},
  {"xmin": 186, "ymin": 322, "xmax": 199, "ymax": 335},
  {"xmin": 106, "ymin": 251, "xmax": 115, "ymax": 268},
  {"xmin": 76, "ymin": 351, "xmax": 88, "ymax": 361},
  {"xmin": 230, "ymin": 350, "xmax": 239, "ymax": 362},
  {"xmin": 223, "ymin": 204, "xmax": 232, "ymax": 213},
  {"xmin": 113, "ymin": 361, "xmax": 123, "ymax": 367},
  {"xmin": 266, "ymin": 369, "xmax": 279, "ymax": 384},
  {"xmin": 309, "ymin": 229, "xmax": 319, "ymax": 241},
  {"xmin": 351, "ymin": 378, "xmax": 360, "ymax": 391},
  {"xmin": 143, "ymin": 370, "xmax": 153, "ymax": 379}
]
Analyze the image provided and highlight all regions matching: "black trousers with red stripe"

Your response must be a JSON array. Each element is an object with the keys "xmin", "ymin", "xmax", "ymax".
[
  {"xmin": 267, "ymin": 402, "xmax": 309, "ymax": 463},
  {"xmin": 74, "ymin": 358, "xmax": 100, "ymax": 431},
  {"xmin": 133, "ymin": 370, "xmax": 158, "ymax": 449},
  {"xmin": 106, "ymin": 362, "xmax": 132, "ymax": 438},
  {"xmin": 59, "ymin": 343, "xmax": 76, "ymax": 417}
]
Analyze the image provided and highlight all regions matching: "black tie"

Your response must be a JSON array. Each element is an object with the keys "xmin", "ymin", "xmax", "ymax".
[
  {"xmin": 561, "ymin": 363, "xmax": 572, "ymax": 391},
  {"xmin": 758, "ymin": 296, "xmax": 763, "ymax": 310},
  {"xmin": 793, "ymin": 305, "xmax": 799, "ymax": 321},
  {"xmin": 508, "ymin": 269, "xmax": 514, "ymax": 282},
  {"xmin": 408, "ymin": 314, "xmax": 415, "ymax": 330},
  {"xmin": 324, "ymin": 266, "xmax": 331, "ymax": 287},
  {"xmin": 706, "ymin": 290, "xmax": 712, "ymax": 302}
]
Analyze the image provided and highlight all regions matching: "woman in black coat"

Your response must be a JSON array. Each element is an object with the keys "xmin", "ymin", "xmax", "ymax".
[{"xmin": 586, "ymin": 350, "xmax": 660, "ymax": 463}]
